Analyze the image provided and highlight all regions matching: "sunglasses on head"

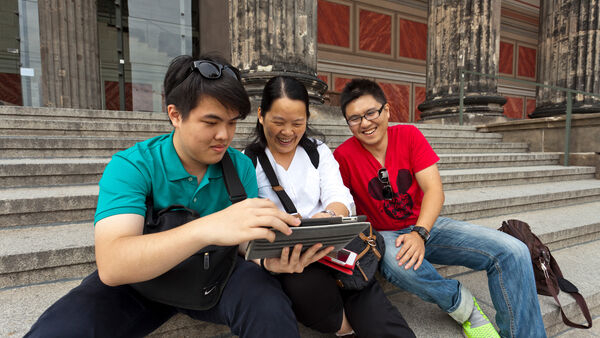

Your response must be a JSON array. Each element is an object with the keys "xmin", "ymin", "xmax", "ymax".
[
  {"xmin": 190, "ymin": 60, "xmax": 241, "ymax": 81},
  {"xmin": 377, "ymin": 168, "xmax": 394, "ymax": 200}
]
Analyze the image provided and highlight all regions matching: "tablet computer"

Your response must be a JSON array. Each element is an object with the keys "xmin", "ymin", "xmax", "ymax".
[{"xmin": 244, "ymin": 216, "xmax": 369, "ymax": 260}]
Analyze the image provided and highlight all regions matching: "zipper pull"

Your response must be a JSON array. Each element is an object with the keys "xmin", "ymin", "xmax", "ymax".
[
  {"xmin": 356, "ymin": 261, "xmax": 368, "ymax": 281},
  {"xmin": 204, "ymin": 252, "xmax": 210, "ymax": 270}
]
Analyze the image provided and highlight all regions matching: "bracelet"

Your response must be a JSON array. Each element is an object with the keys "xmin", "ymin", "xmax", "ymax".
[{"xmin": 322, "ymin": 209, "xmax": 336, "ymax": 217}]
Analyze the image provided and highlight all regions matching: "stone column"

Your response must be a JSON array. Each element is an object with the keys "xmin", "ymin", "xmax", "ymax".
[
  {"xmin": 37, "ymin": 0, "xmax": 101, "ymax": 109},
  {"xmin": 418, "ymin": 0, "xmax": 507, "ymax": 124},
  {"xmin": 532, "ymin": 0, "xmax": 600, "ymax": 118},
  {"xmin": 229, "ymin": 0, "xmax": 327, "ymax": 103}
]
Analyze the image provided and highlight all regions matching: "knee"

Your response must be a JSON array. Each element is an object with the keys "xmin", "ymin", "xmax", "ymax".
[
  {"xmin": 249, "ymin": 277, "xmax": 291, "ymax": 312},
  {"xmin": 498, "ymin": 234, "xmax": 531, "ymax": 261},
  {"xmin": 380, "ymin": 255, "xmax": 419, "ymax": 286}
]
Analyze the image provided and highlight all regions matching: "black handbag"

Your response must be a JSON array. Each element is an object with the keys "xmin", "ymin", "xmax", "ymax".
[
  {"xmin": 129, "ymin": 152, "xmax": 247, "ymax": 310},
  {"xmin": 250, "ymin": 147, "xmax": 384, "ymax": 290},
  {"xmin": 334, "ymin": 225, "xmax": 384, "ymax": 290}
]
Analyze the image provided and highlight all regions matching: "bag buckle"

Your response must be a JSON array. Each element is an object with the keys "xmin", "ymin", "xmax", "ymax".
[
  {"xmin": 366, "ymin": 237, "xmax": 376, "ymax": 247},
  {"xmin": 540, "ymin": 259, "xmax": 549, "ymax": 279}
]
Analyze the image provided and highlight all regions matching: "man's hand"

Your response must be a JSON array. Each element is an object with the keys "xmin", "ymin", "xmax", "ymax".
[
  {"xmin": 395, "ymin": 232, "xmax": 425, "ymax": 270},
  {"xmin": 201, "ymin": 198, "xmax": 301, "ymax": 246},
  {"xmin": 264, "ymin": 243, "xmax": 334, "ymax": 274}
]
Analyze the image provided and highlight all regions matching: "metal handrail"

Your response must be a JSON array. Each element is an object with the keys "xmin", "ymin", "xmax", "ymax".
[{"xmin": 458, "ymin": 68, "xmax": 600, "ymax": 166}]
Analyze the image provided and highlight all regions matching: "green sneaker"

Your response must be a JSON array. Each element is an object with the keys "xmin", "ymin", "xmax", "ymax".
[{"xmin": 462, "ymin": 297, "xmax": 500, "ymax": 338}]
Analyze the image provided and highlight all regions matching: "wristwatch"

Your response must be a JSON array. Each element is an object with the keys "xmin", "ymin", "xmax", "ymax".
[{"xmin": 411, "ymin": 226, "xmax": 430, "ymax": 243}]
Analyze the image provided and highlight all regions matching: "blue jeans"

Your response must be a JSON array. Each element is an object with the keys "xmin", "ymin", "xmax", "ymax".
[{"xmin": 379, "ymin": 217, "xmax": 546, "ymax": 338}]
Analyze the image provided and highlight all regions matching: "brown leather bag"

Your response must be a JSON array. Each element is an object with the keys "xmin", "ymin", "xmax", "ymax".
[{"xmin": 498, "ymin": 219, "xmax": 592, "ymax": 329}]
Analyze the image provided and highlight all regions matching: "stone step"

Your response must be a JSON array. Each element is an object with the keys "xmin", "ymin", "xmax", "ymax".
[
  {"xmin": 0, "ymin": 120, "xmax": 503, "ymax": 145},
  {"xmin": 0, "ymin": 157, "xmax": 109, "ymax": 188},
  {"xmin": 3, "ymin": 201, "xmax": 600, "ymax": 291},
  {"xmin": 3, "ymin": 239, "xmax": 599, "ymax": 337},
  {"xmin": 0, "ymin": 222, "xmax": 95, "ymax": 289},
  {"xmin": 443, "ymin": 179, "xmax": 600, "ymax": 220},
  {"xmin": 0, "ymin": 184, "xmax": 98, "ymax": 228},
  {"xmin": 0, "ymin": 135, "xmax": 518, "ymax": 158},
  {"xmin": 429, "ymin": 141, "xmax": 528, "ymax": 154},
  {"xmin": 0, "ymin": 106, "xmax": 169, "ymax": 123},
  {"xmin": 469, "ymin": 200, "xmax": 600, "ymax": 252},
  {"xmin": 0, "ymin": 118, "xmax": 173, "ymax": 137},
  {"xmin": 441, "ymin": 165, "xmax": 597, "ymax": 190},
  {"xmin": 437, "ymin": 152, "xmax": 561, "ymax": 169},
  {"xmin": 4, "ymin": 169, "xmax": 594, "ymax": 229},
  {"xmin": 0, "ymin": 106, "xmax": 481, "ymax": 131},
  {"xmin": 0, "ymin": 136, "xmax": 143, "ymax": 157},
  {"xmin": 4, "ymin": 160, "xmax": 583, "ymax": 192}
]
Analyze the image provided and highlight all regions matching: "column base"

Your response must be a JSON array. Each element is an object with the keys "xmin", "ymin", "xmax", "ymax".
[
  {"xmin": 242, "ymin": 71, "xmax": 328, "ymax": 104},
  {"xmin": 530, "ymin": 103, "xmax": 600, "ymax": 118},
  {"xmin": 418, "ymin": 95, "xmax": 507, "ymax": 125}
]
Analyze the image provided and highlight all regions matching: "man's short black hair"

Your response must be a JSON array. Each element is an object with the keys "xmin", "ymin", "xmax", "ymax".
[
  {"xmin": 340, "ymin": 79, "xmax": 387, "ymax": 117},
  {"xmin": 163, "ymin": 54, "xmax": 250, "ymax": 121}
]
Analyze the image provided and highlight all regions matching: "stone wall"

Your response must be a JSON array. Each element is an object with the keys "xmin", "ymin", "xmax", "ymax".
[{"xmin": 477, "ymin": 113, "xmax": 600, "ymax": 153}]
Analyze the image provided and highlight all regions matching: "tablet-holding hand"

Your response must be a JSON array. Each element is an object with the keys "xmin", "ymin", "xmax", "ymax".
[
  {"xmin": 263, "ymin": 243, "xmax": 334, "ymax": 274},
  {"xmin": 202, "ymin": 198, "xmax": 300, "ymax": 246}
]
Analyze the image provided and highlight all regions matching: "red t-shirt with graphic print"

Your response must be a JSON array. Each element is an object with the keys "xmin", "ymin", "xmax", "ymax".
[{"xmin": 334, "ymin": 125, "xmax": 439, "ymax": 231}]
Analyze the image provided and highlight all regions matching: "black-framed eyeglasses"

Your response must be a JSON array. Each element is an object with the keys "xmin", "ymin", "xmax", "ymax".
[
  {"xmin": 346, "ymin": 101, "xmax": 386, "ymax": 127},
  {"xmin": 190, "ymin": 60, "xmax": 241, "ymax": 81},
  {"xmin": 377, "ymin": 168, "xmax": 394, "ymax": 200}
]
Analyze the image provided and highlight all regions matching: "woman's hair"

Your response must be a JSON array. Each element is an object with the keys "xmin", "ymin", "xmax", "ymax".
[
  {"xmin": 245, "ymin": 76, "xmax": 324, "ymax": 155},
  {"xmin": 163, "ymin": 54, "xmax": 250, "ymax": 121}
]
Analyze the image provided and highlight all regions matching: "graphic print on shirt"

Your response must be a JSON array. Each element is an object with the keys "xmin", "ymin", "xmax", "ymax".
[{"xmin": 367, "ymin": 169, "xmax": 413, "ymax": 220}]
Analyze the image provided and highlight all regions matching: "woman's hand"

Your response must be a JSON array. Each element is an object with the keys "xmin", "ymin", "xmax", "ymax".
[
  {"xmin": 311, "ymin": 212, "xmax": 331, "ymax": 219},
  {"xmin": 264, "ymin": 243, "xmax": 334, "ymax": 273}
]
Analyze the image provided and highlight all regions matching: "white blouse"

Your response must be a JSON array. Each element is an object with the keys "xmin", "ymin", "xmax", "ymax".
[{"xmin": 255, "ymin": 141, "xmax": 355, "ymax": 218}]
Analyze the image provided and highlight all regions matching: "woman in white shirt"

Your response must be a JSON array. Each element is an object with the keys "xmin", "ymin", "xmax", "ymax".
[{"xmin": 244, "ymin": 76, "xmax": 414, "ymax": 338}]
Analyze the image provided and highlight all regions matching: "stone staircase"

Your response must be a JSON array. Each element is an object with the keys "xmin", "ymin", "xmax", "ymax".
[{"xmin": 1, "ymin": 106, "xmax": 598, "ymax": 337}]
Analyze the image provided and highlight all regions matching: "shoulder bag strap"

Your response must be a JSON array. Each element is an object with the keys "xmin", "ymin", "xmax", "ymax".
[
  {"xmin": 221, "ymin": 152, "xmax": 247, "ymax": 204},
  {"xmin": 257, "ymin": 151, "xmax": 298, "ymax": 214},
  {"xmin": 543, "ymin": 267, "xmax": 592, "ymax": 328}
]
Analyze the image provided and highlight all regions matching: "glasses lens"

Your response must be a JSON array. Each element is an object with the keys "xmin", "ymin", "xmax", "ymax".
[
  {"xmin": 196, "ymin": 62, "xmax": 221, "ymax": 79},
  {"xmin": 347, "ymin": 116, "xmax": 361, "ymax": 126},
  {"xmin": 383, "ymin": 185, "xmax": 394, "ymax": 200},
  {"xmin": 365, "ymin": 110, "xmax": 380, "ymax": 121},
  {"xmin": 222, "ymin": 66, "xmax": 240, "ymax": 81}
]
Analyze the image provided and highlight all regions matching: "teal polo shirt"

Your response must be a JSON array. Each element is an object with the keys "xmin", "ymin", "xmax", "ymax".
[{"xmin": 94, "ymin": 131, "xmax": 258, "ymax": 224}]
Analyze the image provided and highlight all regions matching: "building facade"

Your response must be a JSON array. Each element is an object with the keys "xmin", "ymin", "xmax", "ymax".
[{"xmin": 1, "ymin": 0, "xmax": 598, "ymax": 123}]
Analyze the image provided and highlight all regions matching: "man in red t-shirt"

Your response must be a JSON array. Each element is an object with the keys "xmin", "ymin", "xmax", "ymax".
[{"xmin": 333, "ymin": 79, "xmax": 545, "ymax": 338}]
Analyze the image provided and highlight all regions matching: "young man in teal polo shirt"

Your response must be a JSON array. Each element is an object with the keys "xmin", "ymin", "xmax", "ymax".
[{"xmin": 26, "ymin": 55, "xmax": 328, "ymax": 338}]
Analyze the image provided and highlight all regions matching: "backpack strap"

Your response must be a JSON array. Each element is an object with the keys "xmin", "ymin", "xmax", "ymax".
[
  {"xmin": 243, "ymin": 147, "xmax": 259, "ymax": 168},
  {"xmin": 221, "ymin": 152, "xmax": 247, "ymax": 204},
  {"xmin": 245, "ymin": 139, "xmax": 319, "ymax": 169},
  {"xmin": 544, "ymin": 271, "xmax": 592, "ymax": 329},
  {"xmin": 299, "ymin": 137, "xmax": 319, "ymax": 169},
  {"xmin": 256, "ymin": 151, "xmax": 298, "ymax": 214}
]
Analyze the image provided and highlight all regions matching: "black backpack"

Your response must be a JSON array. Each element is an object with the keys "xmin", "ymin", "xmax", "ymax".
[{"xmin": 129, "ymin": 152, "xmax": 247, "ymax": 310}]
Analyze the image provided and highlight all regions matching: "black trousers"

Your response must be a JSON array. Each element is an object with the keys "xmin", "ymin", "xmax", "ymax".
[
  {"xmin": 279, "ymin": 263, "xmax": 415, "ymax": 338},
  {"xmin": 25, "ymin": 257, "xmax": 299, "ymax": 338}
]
